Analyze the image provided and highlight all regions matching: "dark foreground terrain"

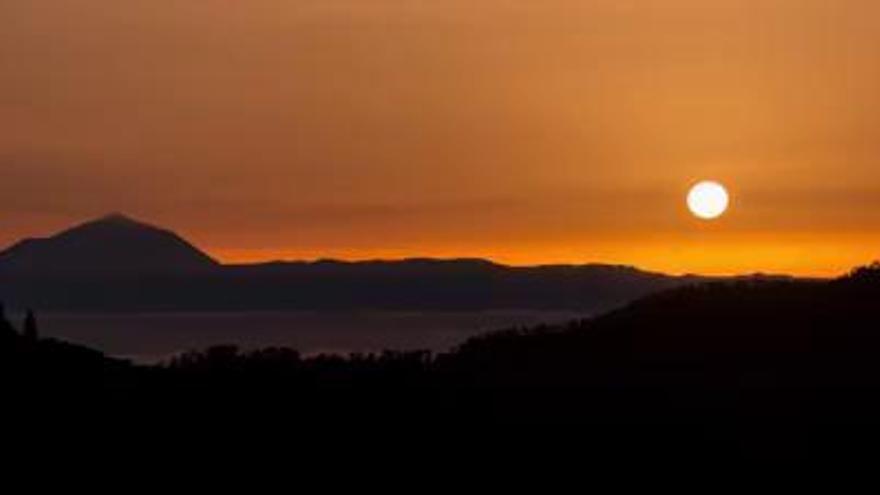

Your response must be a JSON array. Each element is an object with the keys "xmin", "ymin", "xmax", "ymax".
[{"xmin": 5, "ymin": 264, "xmax": 880, "ymax": 462}]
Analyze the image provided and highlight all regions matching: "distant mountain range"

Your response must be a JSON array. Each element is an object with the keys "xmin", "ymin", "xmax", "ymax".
[
  {"xmin": 0, "ymin": 214, "xmax": 218, "ymax": 272},
  {"xmin": 0, "ymin": 214, "xmax": 789, "ymax": 312}
]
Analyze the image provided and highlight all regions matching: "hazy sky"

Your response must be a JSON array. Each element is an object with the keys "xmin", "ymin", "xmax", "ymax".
[{"xmin": 2, "ymin": 0, "xmax": 879, "ymax": 275}]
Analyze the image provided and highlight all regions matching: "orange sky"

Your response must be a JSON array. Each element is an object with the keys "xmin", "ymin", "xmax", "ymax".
[{"xmin": 2, "ymin": 1, "xmax": 879, "ymax": 276}]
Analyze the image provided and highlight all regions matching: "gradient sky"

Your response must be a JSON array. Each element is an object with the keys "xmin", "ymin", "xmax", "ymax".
[{"xmin": 2, "ymin": 0, "xmax": 879, "ymax": 275}]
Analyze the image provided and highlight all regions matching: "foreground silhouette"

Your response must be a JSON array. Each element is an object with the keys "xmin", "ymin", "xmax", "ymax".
[{"xmin": 5, "ymin": 263, "xmax": 880, "ymax": 461}]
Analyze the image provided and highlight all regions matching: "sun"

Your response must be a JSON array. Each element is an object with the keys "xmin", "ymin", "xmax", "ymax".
[{"xmin": 687, "ymin": 181, "xmax": 729, "ymax": 220}]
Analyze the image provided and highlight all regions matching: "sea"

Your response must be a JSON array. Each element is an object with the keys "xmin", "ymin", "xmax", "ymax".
[{"xmin": 14, "ymin": 310, "xmax": 589, "ymax": 363}]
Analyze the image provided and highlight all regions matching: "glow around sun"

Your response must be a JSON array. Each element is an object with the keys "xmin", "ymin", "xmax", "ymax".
[{"xmin": 687, "ymin": 181, "xmax": 729, "ymax": 220}]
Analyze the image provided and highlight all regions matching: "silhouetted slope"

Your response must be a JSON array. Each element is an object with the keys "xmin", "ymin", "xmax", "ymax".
[
  {"xmin": 447, "ymin": 265, "xmax": 880, "ymax": 391},
  {"xmin": 0, "ymin": 214, "xmax": 217, "ymax": 272},
  {"xmin": 6, "ymin": 265, "xmax": 880, "ymax": 460},
  {"xmin": 0, "ymin": 308, "xmax": 135, "ymax": 394}
]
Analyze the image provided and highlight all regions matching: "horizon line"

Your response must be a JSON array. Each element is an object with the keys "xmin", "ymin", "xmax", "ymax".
[{"xmin": 2, "ymin": 212, "xmax": 867, "ymax": 279}]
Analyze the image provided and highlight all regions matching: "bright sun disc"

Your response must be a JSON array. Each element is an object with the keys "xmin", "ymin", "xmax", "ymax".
[{"xmin": 687, "ymin": 181, "xmax": 729, "ymax": 220}]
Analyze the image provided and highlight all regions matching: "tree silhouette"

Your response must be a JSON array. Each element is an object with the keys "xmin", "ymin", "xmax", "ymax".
[
  {"xmin": 847, "ymin": 261, "xmax": 880, "ymax": 285},
  {"xmin": 23, "ymin": 309, "xmax": 38, "ymax": 341}
]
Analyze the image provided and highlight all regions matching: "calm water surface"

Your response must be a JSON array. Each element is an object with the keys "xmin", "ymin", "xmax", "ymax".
[{"xmin": 21, "ymin": 311, "xmax": 589, "ymax": 363}]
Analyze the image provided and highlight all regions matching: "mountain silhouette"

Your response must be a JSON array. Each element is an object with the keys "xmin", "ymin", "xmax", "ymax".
[
  {"xmin": 0, "ymin": 214, "xmax": 738, "ymax": 312},
  {"xmin": 0, "ymin": 213, "xmax": 218, "ymax": 272}
]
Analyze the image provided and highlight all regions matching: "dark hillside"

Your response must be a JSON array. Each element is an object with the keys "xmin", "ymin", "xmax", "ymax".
[{"xmin": 5, "ymin": 264, "xmax": 880, "ymax": 461}]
